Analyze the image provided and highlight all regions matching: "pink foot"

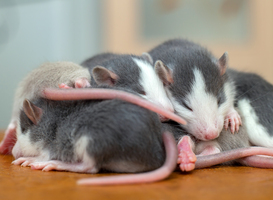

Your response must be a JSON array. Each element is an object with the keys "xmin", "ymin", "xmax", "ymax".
[
  {"xmin": 75, "ymin": 78, "xmax": 91, "ymax": 88},
  {"xmin": 0, "ymin": 123, "xmax": 17, "ymax": 155},
  {"xmin": 224, "ymin": 108, "xmax": 242, "ymax": 133},
  {"xmin": 59, "ymin": 78, "xmax": 91, "ymax": 89},
  {"xmin": 177, "ymin": 136, "xmax": 197, "ymax": 172},
  {"xmin": 30, "ymin": 160, "xmax": 98, "ymax": 173},
  {"xmin": 58, "ymin": 83, "xmax": 72, "ymax": 89},
  {"xmin": 12, "ymin": 157, "xmax": 41, "ymax": 166}
]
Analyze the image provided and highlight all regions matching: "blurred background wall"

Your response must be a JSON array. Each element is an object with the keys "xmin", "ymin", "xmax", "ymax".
[{"xmin": 0, "ymin": 0, "xmax": 273, "ymax": 129}]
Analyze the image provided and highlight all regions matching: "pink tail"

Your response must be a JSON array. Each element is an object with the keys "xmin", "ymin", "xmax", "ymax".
[
  {"xmin": 195, "ymin": 147, "xmax": 273, "ymax": 169},
  {"xmin": 239, "ymin": 155, "xmax": 273, "ymax": 168},
  {"xmin": 0, "ymin": 125, "xmax": 17, "ymax": 155},
  {"xmin": 77, "ymin": 131, "xmax": 178, "ymax": 186},
  {"xmin": 43, "ymin": 88, "xmax": 187, "ymax": 125}
]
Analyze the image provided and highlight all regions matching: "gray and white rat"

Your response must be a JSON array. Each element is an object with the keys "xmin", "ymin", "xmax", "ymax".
[
  {"xmin": 146, "ymin": 39, "xmax": 242, "ymax": 171},
  {"xmin": 195, "ymin": 69, "xmax": 273, "ymax": 167},
  {"xmin": 11, "ymin": 94, "xmax": 177, "ymax": 185},
  {"xmin": 147, "ymin": 39, "xmax": 241, "ymax": 140},
  {"xmin": 81, "ymin": 52, "xmax": 174, "ymax": 120},
  {"xmin": 0, "ymin": 61, "xmax": 91, "ymax": 155}
]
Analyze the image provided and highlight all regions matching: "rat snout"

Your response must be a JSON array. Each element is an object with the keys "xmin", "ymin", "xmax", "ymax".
[
  {"xmin": 204, "ymin": 132, "xmax": 219, "ymax": 140},
  {"xmin": 196, "ymin": 125, "xmax": 219, "ymax": 141},
  {"xmin": 204, "ymin": 127, "xmax": 220, "ymax": 140}
]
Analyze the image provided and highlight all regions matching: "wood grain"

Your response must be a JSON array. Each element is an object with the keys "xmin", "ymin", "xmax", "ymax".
[{"xmin": 0, "ymin": 131, "xmax": 273, "ymax": 200}]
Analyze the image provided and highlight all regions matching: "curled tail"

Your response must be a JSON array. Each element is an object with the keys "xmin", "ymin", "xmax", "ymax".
[
  {"xmin": 77, "ymin": 131, "xmax": 178, "ymax": 186},
  {"xmin": 195, "ymin": 147, "xmax": 273, "ymax": 169}
]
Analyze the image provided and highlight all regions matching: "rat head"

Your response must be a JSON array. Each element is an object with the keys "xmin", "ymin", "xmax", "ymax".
[
  {"xmin": 91, "ymin": 54, "xmax": 174, "ymax": 120},
  {"xmin": 12, "ymin": 99, "xmax": 44, "ymax": 159},
  {"xmin": 154, "ymin": 50, "xmax": 235, "ymax": 141}
]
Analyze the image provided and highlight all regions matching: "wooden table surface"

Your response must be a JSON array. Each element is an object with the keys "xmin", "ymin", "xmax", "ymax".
[{"xmin": 0, "ymin": 131, "xmax": 273, "ymax": 200}]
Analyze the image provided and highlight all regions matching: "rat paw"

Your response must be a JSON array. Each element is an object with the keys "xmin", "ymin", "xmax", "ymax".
[
  {"xmin": 224, "ymin": 109, "xmax": 242, "ymax": 133},
  {"xmin": 12, "ymin": 157, "xmax": 38, "ymax": 166},
  {"xmin": 30, "ymin": 161, "xmax": 60, "ymax": 171},
  {"xmin": 58, "ymin": 83, "xmax": 72, "ymax": 89},
  {"xmin": 59, "ymin": 78, "xmax": 91, "ymax": 89},
  {"xmin": 74, "ymin": 78, "xmax": 91, "ymax": 88},
  {"xmin": 177, "ymin": 136, "xmax": 196, "ymax": 172},
  {"xmin": 30, "ymin": 160, "xmax": 98, "ymax": 173}
]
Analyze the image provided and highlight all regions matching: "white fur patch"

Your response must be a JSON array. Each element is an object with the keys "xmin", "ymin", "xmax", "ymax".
[
  {"xmin": 218, "ymin": 81, "xmax": 237, "ymax": 117},
  {"xmin": 74, "ymin": 136, "xmax": 97, "ymax": 172},
  {"xmin": 170, "ymin": 68, "xmax": 220, "ymax": 140},
  {"xmin": 12, "ymin": 127, "xmax": 49, "ymax": 160},
  {"xmin": 132, "ymin": 57, "xmax": 174, "ymax": 112},
  {"xmin": 238, "ymin": 99, "xmax": 273, "ymax": 147}
]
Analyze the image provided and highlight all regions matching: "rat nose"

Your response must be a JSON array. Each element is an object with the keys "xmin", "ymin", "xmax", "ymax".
[
  {"xmin": 204, "ymin": 134, "xmax": 217, "ymax": 140},
  {"xmin": 204, "ymin": 129, "xmax": 219, "ymax": 140}
]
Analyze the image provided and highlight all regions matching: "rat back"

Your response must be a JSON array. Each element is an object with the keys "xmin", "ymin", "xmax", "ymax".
[
  {"xmin": 81, "ymin": 52, "xmax": 174, "ymax": 114},
  {"xmin": 228, "ymin": 68, "xmax": 273, "ymax": 147},
  {"xmin": 12, "ymin": 61, "xmax": 90, "ymax": 119},
  {"xmin": 14, "ymin": 98, "xmax": 165, "ymax": 173}
]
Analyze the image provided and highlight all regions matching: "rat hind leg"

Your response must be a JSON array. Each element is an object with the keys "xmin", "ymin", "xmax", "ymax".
[{"xmin": 177, "ymin": 135, "xmax": 197, "ymax": 172}]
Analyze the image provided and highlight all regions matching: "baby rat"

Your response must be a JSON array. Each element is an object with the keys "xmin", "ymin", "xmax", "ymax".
[
  {"xmin": 146, "ymin": 39, "xmax": 241, "ymax": 171},
  {"xmin": 81, "ymin": 52, "xmax": 174, "ymax": 119},
  {"xmin": 147, "ymin": 39, "xmax": 241, "ymax": 139},
  {"xmin": 195, "ymin": 69, "xmax": 273, "ymax": 168},
  {"xmin": 0, "ymin": 61, "xmax": 91, "ymax": 155},
  {"xmin": 12, "ymin": 96, "xmax": 177, "ymax": 185}
]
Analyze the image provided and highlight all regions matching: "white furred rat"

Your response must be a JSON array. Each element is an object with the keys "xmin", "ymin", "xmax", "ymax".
[{"xmin": 0, "ymin": 61, "xmax": 91, "ymax": 155}]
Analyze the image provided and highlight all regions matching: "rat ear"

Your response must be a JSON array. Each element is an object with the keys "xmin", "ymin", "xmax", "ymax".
[
  {"xmin": 23, "ymin": 99, "xmax": 43, "ymax": 125},
  {"xmin": 218, "ymin": 52, "xmax": 228, "ymax": 76},
  {"xmin": 154, "ymin": 60, "xmax": 174, "ymax": 86},
  {"xmin": 92, "ymin": 66, "xmax": 119, "ymax": 86},
  {"xmin": 141, "ymin": 52, "xmax": 153, "ymax": 65}
]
